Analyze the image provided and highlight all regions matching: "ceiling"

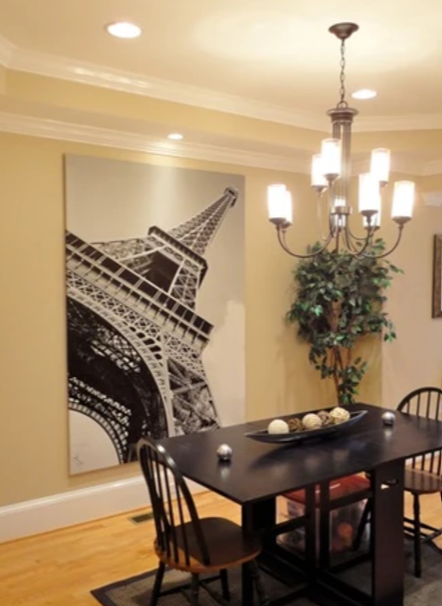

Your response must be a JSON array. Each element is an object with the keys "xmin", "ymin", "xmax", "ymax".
[
  {"xmin": 1, "ymin": 0, "xmax": 442, "ymax": 178},
  {"xmin": 0, "ymin": 0, "xmax": 442, "ymax": 123}
]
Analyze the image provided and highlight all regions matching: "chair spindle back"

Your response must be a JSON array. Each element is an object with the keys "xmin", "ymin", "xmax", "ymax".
[
  {"xmin": 136, "ymin": 437, "xmax": 211, "ymax": 567},
  {"xmin": 398, "ymin": 387, "xmax": 442, "ymax": 475}
]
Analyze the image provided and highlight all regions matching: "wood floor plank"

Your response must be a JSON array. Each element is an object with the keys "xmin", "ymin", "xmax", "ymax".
[{"xmin": 0, "ymin": 489, "xmax": 441, "ymax": 605}]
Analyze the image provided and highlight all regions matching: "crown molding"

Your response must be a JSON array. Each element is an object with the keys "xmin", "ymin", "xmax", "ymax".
[
  {"xmin": 0, "ymin": 111, "xmax": 441, "ymax": 177},
  {"xmin": 422, "ymin": 191, "xmax": 442, "ymax": 207},
  {"xmin": 0, "ymin": 38, "xmax": 438, "ymax": 133},
  {"xmin": 9, "ymin": 47, "xmax": 328, "ymax": 132},
  {"xmin": 354, "ymin": 114, "xmax": 442, "ymax": 132},
  {"xmin": 0, "ymin": 111, "xmax": 310, "ymax": 173},
  {"xmin": 419, "ymin": 159, "xmax": 442, "ymax": 177}
]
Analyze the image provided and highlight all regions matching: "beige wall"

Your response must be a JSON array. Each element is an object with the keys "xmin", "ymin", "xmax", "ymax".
[
  {"xmin": 381, "ymin": 179, "xmax": 442, "ymax": 406},
  {"xmin": 0, "ymin": 132, "xmax": 382, "ymax": 508},
  {"xmin": 2, "ymin": 129, "xmax": 442, "ymax": 508}
]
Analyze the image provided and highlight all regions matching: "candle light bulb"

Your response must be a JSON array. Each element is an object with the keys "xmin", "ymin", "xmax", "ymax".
[
  {"xmin": 267, "ymin": 184, "xmax": 292, "ymax": 226},
  {"xmin": 392, "ymin": 181, "xmax": 414, "ymax": 224},
  {"xmin": 359, "ymin": 173, "xmax": 381, "ymax": 216},
  {"xmin": 311, "ymin": 154, "xmax": 328, "ymax": 190},
  {"xmin": 371, "ymin": 148, "xmax": 390, "ymax": 185},
  {"xmin": 321, "ymin": 138, "xmax": 341, "ymax": 181}
]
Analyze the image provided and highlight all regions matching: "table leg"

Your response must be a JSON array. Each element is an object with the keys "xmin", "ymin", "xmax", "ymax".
[
  {"xmin": 371, "ymin": 459, "xmax": 405, "ymax": 606},
  {"xmin": 319, "ymin": 481, "xmax": 330, "ymax": 570},
  {"xmin": 242, "ymin": 499, "xmax": 276, "ymax": 605},
  {"xmin": 304, "ymin": 484, "xmax": 317, "ymax": 582}
]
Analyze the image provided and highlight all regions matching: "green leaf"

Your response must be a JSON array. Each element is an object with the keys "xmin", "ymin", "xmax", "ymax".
[{"xmin": 287, "ymin": 238, "xmax": 401, "ymax": 405}]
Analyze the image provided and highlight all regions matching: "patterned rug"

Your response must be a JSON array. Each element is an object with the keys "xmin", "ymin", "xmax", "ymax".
[{"xmin": 91, "ymin": 543, "xmax": 441, "ymax": 606}]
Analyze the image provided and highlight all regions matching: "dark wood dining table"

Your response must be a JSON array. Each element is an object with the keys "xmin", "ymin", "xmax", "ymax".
[{"xmin": 157, "ymin": 403, "xmax": 442, "ymax": 606}]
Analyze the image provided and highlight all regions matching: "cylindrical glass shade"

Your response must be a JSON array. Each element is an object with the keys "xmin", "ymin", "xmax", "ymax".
[
  {"xmin": 359, "ymin": 173, "xmax": 381, "ymax": 214},
  {"xmin": 321, "ymin": 138, "xmax": 341, "ymax": 179},
  {"xmin": 285, "ymin": 191, "xmax": 293, "ymax": 225},
  {"xmin": 311, "ymin": 154, "xmax": 327, "ymax": 188},
  {"xmin": 371, "ymin": 148, "xmax": 391, "ymax": 184},
  {"xmin": 267, "ymin": 184, "xmax": 292, "ymax": 224},
  {"xmin": 392, "ymin": 181, "xmax": 414, "ymax": 220},
  {"xmin": 333, "ymin": 196, "xmax": 346, "ymax": 228}
]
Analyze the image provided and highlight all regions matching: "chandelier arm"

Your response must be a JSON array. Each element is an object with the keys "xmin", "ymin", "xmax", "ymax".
[
  {"xmin": 342, "ymin": 225, "xmax": 363, "ymax": 253},
  {"xmin": 276, "ymin": 226, "xmax": 334, "ymax": 259},
  {"xmin": 342, "ymin": 224, "xmax": 377, "ymax": 257},
  {"xmin": 346, "ymin": 222, "xmax": 373, "ymax": 242},
  {"xmin": 360, "ymin": 224, "xmax": 405, "ymax": 259}
]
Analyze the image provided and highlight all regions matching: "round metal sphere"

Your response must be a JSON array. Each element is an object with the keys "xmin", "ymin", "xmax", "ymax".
[
  {"xmin": 216, "ymin": 443, "xmax": 233, "ymax": 462},
  {"xmin": 382, "ymin": 411, "xmax": 396, "ymax": 426}
]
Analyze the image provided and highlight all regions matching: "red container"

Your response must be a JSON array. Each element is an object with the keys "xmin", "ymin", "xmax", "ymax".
[{"xmin": 278, "ymin": 474, "xmax": 370, "ymax": 556}]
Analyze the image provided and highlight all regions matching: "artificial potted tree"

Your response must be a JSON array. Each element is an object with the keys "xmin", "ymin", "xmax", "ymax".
[{"xmin": 287, "ymin": 239, "xmax": 401, "ymax": 405}]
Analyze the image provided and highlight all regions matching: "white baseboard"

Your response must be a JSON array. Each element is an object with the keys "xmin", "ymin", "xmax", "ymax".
[{"xmin": 0, "ymin": 475, "xmax": 205, "ymax": 543}]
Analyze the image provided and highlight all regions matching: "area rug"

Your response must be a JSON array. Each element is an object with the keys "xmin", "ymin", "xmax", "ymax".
[{"xmin": 91, "ymin": 543, "xmax": 441, "ymax": 606}]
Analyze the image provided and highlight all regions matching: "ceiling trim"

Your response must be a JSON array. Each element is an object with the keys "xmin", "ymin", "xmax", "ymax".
[
  {"xmin": 0, "ymin": 38, "xmax": 440, "ymax": 133},
  {"xmin": 0, "ymin": 111, "xmax": 440, "ymax": 177},
  {"xmin": 8, "ymin": 47, "xmax": 327, "ymax": 133},
  {"xmin": 354, "ymin": 114, "xmax": 442, "ymax": 132},
  {"xmin": 419, "ymin": 160, "xmax": 442, "ymax": 177},
  {"xmin": 422, "ymin": 192, "xmax": 442, "ymax": 207},
  {"xmin": 0, "ymin": 111, "xmax": 309, "ymax": 173}
]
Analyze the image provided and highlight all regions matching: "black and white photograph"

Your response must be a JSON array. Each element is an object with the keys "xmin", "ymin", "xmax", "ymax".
[{"xmin": 64, "ymin": 154, "xmax": 245, "ymax": 474}]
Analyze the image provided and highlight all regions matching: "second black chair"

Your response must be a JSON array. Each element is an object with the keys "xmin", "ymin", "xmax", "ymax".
[{"xmin": 354, "ymin": 386, "xmax": 442, "ymax": 577}]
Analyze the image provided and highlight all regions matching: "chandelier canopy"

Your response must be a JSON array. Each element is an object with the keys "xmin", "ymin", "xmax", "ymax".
[{"xmin": 267, "ymin": 22, "xmax": 414, "ymax": 259}]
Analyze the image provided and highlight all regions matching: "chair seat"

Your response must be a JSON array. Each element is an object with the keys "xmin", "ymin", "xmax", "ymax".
[
  {"xmin": 405, "ymin": 468, "xmax": 442, "ymax": 494},
  {"xmin": 155, "ymin": 516, "xmax": 262, "ymax": 573}
]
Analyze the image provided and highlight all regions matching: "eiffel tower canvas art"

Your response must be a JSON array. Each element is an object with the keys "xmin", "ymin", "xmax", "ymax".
[{"xmin": 65, "ymin": 155, "xmax": 245, "ymax": 474}]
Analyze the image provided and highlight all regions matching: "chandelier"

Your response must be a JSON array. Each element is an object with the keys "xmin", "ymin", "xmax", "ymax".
[{"xmin": 267, "ymin": 23, "xmax": 414, "ymax": 259}]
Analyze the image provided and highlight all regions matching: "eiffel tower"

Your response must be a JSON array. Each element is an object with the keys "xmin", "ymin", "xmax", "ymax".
[{"xmin": 66, "ymin": 187, "xmax": 238, "ymax": 468}]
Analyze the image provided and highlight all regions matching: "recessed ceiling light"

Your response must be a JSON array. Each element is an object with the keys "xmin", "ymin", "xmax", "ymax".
[
  {"xmin": 167, "ymin": 133, "xmax": 184, "ymax": 141},
  {"xmin": 351, "ymin": 89, "xmax": 377, "ymax": 100},
  {"xmin": 106, "ymin": 22, "xmax": 142, "ymax": 39}
]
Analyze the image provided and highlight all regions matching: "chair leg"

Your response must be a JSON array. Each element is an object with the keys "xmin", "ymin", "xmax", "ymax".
[
  {"xmin": 189, "ymin": 573, "xmax": 200, "ymax": 606},
  {"xmin": 150, "ymin": 561, "xmax": 165, "ymax": 606},
  {"xmin": 247, "ymin": 560, "xmax": 269, "ymax": 606},
  {"xmin": 219, "ymin": 569, "xmax": 230, "ymax": 601},
  {"xmin": 353, "ymin": 499, "xmax": 371, "ymax": 551},
  {"xmin": 413, "ymin": 494, "xmax": 422, "ymax": 578}
]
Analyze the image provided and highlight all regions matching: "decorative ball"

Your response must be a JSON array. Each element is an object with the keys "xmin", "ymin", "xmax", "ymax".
[
  {"xmin": 302, "ymin": 413, "xmax": 322, "ymax": 430},
  {"xmin": 216, "ymin": 444, "xmax": 233, "ymax": 461},
  {"xmin": 267, "ymin": 419, "xmax": 290, "ymax": 434},
  {"xmin": 288, "ymin": 418, "xmax": 303, "ymax": 432},
  {"xmin": 382, "ymin": 411, "xmax": 396, "ymax": 426},
  {"xmin": 330, "ymin": 406, "xmax": 350, "ymax": 424},
  {"xmin": 317, "ymin": 410, "xmax": 334, "ymax": 426}
]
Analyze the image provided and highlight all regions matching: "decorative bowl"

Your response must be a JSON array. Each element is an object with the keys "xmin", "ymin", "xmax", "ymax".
[{"xmin": 245, "ymin": 410, "xmax": 367, "ymax": 444}]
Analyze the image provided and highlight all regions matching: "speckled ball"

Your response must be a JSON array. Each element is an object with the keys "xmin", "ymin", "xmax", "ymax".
[
  {"xmin": 302, "ymin": 413, "xmax": 322, "ymax": 430},
  {"xmin": 267, "ymin": 419, "xmax": 290, "ymax": 434},
  {"xmin": 330, "ymin": 406, "xmax": 350, "ymax": 424},
  {"xmin": 317, "ymin": 410, "xmax": 334, "ymax": 426}
]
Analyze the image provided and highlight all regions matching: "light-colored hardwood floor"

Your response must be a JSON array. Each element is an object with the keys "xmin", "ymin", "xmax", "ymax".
[{"xmin": 1, "ymin": 490, "xmax": 441, "ymax": 606}]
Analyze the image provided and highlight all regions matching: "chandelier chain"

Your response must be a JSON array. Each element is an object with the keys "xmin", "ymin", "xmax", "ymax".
[{"xmin": 338, "ymin": 40, "xmax": 348, "ymax": 108}]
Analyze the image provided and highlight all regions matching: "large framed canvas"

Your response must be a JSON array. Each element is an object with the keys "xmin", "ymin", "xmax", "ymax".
[
  {"xmin": 432, "ymin": 234, "xmax": 442, "ymax": 318},
  {"xmin": 64, "ymin": 155, "xmax": 245, "ymax": 474}
]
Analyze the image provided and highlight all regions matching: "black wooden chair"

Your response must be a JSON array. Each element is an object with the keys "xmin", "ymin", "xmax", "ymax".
[
  {"xmin": 136, "ymin": 437, "xmax": 268, "ymax": 605},
  {"xmin": 353, "ymin": 387, "xmax": 442, "ymax": 577}
]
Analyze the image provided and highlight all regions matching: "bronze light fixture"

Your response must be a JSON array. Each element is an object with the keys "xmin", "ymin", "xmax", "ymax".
[{"xmin": 267, "ymin": 23, "xmax": 414, "ymax": 259}]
